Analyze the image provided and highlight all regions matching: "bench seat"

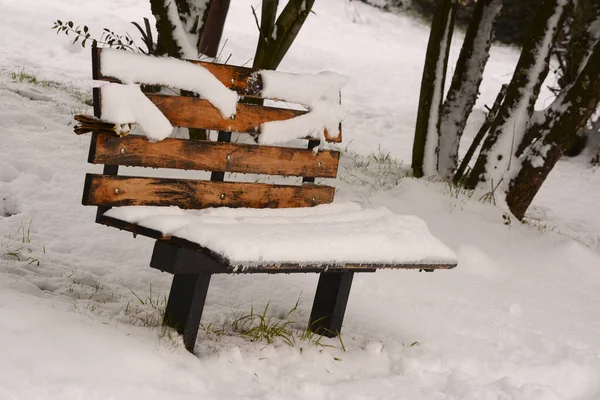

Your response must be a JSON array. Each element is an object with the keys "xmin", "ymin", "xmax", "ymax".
[{"xmin": 104, "ymin": 202, "xmax": 456, "ymax": 272}]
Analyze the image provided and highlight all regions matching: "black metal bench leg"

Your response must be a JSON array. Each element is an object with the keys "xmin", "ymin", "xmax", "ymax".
[
  {"xmin": 308, "ymin": 271, "xmax": 354, "ymax": 337},
  {"xmin": 163, "ymin": 273, "xmax": 211, "ymax": 353}
]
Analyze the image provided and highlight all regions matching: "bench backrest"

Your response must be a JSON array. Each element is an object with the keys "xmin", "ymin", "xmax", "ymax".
[{"xmin": 82, "ymin": 48, "xmax": 341, "ymax": 216}]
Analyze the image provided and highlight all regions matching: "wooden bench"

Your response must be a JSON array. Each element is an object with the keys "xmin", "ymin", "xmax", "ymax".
[{"xmin": 81, "ymin": 47, "xmax": 456, "ymax": 353}]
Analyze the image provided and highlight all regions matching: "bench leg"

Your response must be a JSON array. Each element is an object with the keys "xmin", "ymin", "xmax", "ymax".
[
  {"xmin": 163, "ymin": 273, "xmax": 211, "ymax": 353},
  {"xmin": 308, "ymin": 271, "xmax": 354, "ymax": 337}
]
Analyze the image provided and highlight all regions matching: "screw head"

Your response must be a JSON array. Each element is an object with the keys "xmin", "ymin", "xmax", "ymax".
[
  {"xmin": 120, "ymin": 148, "xmax": 125, "ymax": 154},
  {"xmin": 220, "ymin": 193, "xmax": 226, "ymax": 200},
  {"xmin": 231, "ymin": 78, "xmax": 235, "ymax": 84},
  {"xmin": 311, "ymin": 197, "xmax": 316, "ymax": 204},
  {"xmin": 114, "ymin": 188, "xmax": 120, "ymax": 194},
  {"xmin": 317, "ymin": 161, "xmax": 322, "ymax": 167},
  {"xmin": 231, "ymin": 114, "xmax": 236, "ymax": 120},
  {"xmin": 226, "ymin": 155, "xmax": 231, "ymax": 161}
]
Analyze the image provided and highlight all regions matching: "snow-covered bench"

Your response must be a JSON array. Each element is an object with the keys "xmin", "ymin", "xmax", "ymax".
[{"xmin": 80, "ymin": 47, "xmax": 457, "ymax": 353}]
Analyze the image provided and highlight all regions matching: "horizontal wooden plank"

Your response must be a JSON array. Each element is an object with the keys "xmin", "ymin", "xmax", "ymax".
[
  {"xmin": 83, "ymin": 174, "xmax": 335, "ymax": 209},
  {"xmin": 93, "ymin": 47, "xmax": 262, "ymax": 96},
  {"xmin": 89, "ymin": 133, "xmax": 340, "ymax": 178},
  {"xmin": 147, "ymin": 93, "xmax": 341, "ymax": 142}
]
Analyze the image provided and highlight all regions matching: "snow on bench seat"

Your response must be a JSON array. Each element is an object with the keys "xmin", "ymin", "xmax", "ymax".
[{"xmin": 104, "ymin": 202, "xmax": 456, "ymax": 269}]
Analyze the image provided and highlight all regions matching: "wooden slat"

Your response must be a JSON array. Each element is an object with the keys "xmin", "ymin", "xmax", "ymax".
[
  {"xmin": 89, "ymin": 133, "xmax": 340, "ymax": 178},
  {"xmin": 83, "ymin": 174, "xmax": 334, "ymax": 209},
  {"xmin": 93, "ymin": 47, "xmax": 262, "ymax": 96},
  {"xmin": 134, "ymin": 93, "xmax": 341, "ymax": 142}
]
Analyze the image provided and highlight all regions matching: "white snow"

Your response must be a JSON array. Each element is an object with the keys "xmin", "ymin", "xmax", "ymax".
[
  {"xmin": 1, "ymin": 0, "xmax": 600, "ymax": 399},
  {"xmin": 259, "ymin": 70, "xmax": 347, "ymax": 145},
  {"xmin": 101, "ymin": 48, "xmax": 238, "ymax": 118},
  {"xmin": 100, "ymin": 83, "xmax": 173, "ymax": 141},
  {"xmin": 163, "ymin": 0, "xmax": 203, "ymax": 59},
  {"xmin": 104, "ymin": 203, "xmax": 457, "ymax": 267}
]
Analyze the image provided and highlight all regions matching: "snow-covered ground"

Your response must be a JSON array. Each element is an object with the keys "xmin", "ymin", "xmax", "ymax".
[{"xmin": 1, "ymin": 0, "xmax": 599, "ymax": 399}]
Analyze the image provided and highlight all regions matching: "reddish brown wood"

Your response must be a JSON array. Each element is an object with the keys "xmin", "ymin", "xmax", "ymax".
[
  {"xmin": 90, "ymin": 133, "xmax": 339, "ymax": 178},
  {"xmin": 83, "ymin": 174, "xmax": 335, "ymax": 209},
  {"xmin": 143, "ymin": 94, "xmax": 341, "ymax": 142}
]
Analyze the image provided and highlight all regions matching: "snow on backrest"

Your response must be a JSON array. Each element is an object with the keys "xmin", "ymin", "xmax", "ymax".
[{"xmin": 93, "ymin": 48, "xmax": 347, "ymax": 145}]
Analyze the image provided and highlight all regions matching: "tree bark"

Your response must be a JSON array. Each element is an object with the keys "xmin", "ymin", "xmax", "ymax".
[
  {"xmin": 453, "ymin": 84, "xmax": 507, "ymax": 184},
  {"xmin": 465, "ymin": 0, "xmax": 568, "ymax": 190},
  {"xmin": 252, "ymin": 0, "xmax": 316, "ymax": 70},
  {"xmin": 198, "ymin": 0, "xmax": 231, "ymax": 57},
  {"xmin": 506, "ymin": 35, "xmax": 600, "ymax": 219},
  {"xmin": 438, "ymin": 0, "xmax": 502, "ymax": 178},
  {"xmin": 411, "ymin": 0, "xmax": 456, "ymax": 178}
]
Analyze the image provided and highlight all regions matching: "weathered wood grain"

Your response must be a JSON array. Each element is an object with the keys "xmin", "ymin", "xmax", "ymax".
[
  {"xmin": 89, "ymin": 133, "xmax": 340, "ymax": 178},
  {"xmin": 124, "ymin": 93, "xmax": 341, "ymax": 142},
  {"xmin": 83, "ymin": 174, "xmax": 335, "ymax": 209}
]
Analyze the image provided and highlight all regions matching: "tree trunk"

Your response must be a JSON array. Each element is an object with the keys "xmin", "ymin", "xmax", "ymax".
[
  {"xmin": 506, "ymin": 35, "xmax": 600, "ymax": 219},
  {"xmin": 437, "ymin": 0, "xmax": 502, "ymax": 178},
  {"xmin": 465, "ymin": 0, "xmax": 568, "ymax": 190},
  {"xmin": 252, "ymin": 0, "xmax": 316, "ymax": 70},
  {"xmin": 453, "ymin": 84, "xmax": 507, "ymax": 184},
  {"xmin": 411, "ymin": 0, "xmax": 456, "ymax": 178},
  {"xmin": 198, "ymin": 0, "xmax": 231, "ymax": 57}
]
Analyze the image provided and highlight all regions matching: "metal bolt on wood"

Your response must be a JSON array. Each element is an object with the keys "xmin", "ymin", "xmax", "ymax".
[
  {"xmin": 317, "ymin": 161, "xmax": 322, "ymax": 167},
  {"xmin": 220, "ymin": 193, "xmax": 226, "ymax": 200},
  {"xmin": 226, "ymin": 155, "xmax": 231, "ymax": 161},
  {"xmin": 231, "ymin": 114, "xmax": 236, "ymax": 120},
  {"xmin": 120, "ymin": 148, "xmax": 125, "ymax": 154},
  {"xmin": 312, "ymin": 197, "xmax": 316, "ymax": 204},
  {"xmin": 114, "ymin": 188, "xmax": 120, "ymax": 194}
]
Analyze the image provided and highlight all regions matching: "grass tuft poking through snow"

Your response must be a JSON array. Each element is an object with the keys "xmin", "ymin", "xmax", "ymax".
[
  {"xmin": 1, "ymin": 219, "xmax": 44, "ymax": 267},
  {"xmin": 199, "ymin": 300, "xmax": 347, "ymax": 354}
]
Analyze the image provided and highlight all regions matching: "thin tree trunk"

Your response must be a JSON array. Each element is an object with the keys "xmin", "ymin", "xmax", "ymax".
[
  {"xmin": 198, "ymin": 0, "xmax": 231, "ymax": 57},
  {"xmin": 438, "ymin": 0, "xmax": 502, "ymax": 179},
  {"xmin": 252, "ymin": 0, "xmax": 316, "ymax": 70},
  {"xmin": 465, "ymin": 0, "xmax": 569, "ymax": 190},
  {"xmin": 411, "ymin": 0, "xmax": 456, "ymax": 178},
  {"xmin": 506, "ymin": 35, "xmax": 600, "ymax": 219},
  {"xmin": 454, "ymin": 84, "xmax": 507, "ymax": 184}
]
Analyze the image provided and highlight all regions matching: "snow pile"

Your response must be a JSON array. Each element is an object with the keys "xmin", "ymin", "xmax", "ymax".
[
  {"xmin": 104, "ymin": 202, "xmax": 457, "ymax": 267},
  {"xmin": 98, "ymin": 49, "xmax": 238, "ymax": 141},
  {"xmin": 101, "ymin": 49, "xmax": 237, "ymax": 118},
  {"xmin": 100, "ymin": 83, "xmax": 172, "ymax": 141},
  {"xmin": 259, "ymin": 70, "xmax": 347, "ymax": 146}
]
